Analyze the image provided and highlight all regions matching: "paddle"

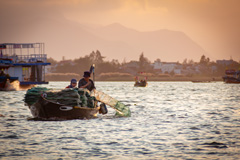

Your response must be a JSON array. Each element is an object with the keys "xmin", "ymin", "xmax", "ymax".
[{"xmin": 89, "ymin": 64, "xmax": 95, "ymax": 82}]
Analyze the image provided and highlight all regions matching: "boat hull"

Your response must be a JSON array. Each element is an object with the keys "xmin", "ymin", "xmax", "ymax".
[
  {"xmin": 223, "ymin": 76, "xmax": 240, "ymax": 84},
  {"xmin": 134, "ymin": 82, "xmax": 148, "ymax": 87},
  {"xmin": 28, "ymin": 96, "xmax": 100, "ymax": 120}
]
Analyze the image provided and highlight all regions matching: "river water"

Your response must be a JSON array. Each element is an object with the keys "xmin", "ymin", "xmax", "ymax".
[{"xmin": 0, "ymin": 81, "xmax": 240, "ymax": 160}]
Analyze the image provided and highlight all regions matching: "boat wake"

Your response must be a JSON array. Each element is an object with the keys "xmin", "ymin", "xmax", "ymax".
[
  {"xmin": 0, "ymin": 80, "xmax": 19, "ymax": 91},
  {"xmin": 1, "ymin": 80, "xmax": 33, "ymax": 91}
]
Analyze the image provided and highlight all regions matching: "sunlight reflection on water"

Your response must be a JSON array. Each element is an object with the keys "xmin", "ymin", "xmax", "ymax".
[{"xmin": 0, "ymin": 81, "xmax": 240, "ymax": 159}]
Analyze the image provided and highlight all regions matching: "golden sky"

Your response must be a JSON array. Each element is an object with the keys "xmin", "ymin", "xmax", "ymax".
[{"xmin": 1, "ymin": 0, "xmax": 240, "ymax": 61}]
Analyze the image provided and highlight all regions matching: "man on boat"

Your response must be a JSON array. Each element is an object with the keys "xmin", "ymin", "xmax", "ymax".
[
  {"xmin": 66, "ymin": 78, "xmax": 77, "ymax": 88},
  {"xmin": 78, "ymin": 71, "xmax": 95, "ymax": 91}
]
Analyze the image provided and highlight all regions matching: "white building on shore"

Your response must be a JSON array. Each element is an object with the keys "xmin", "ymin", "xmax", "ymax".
[{"xmin": 152, "ymin": 61, "xmax": 182, "ymax": 74}]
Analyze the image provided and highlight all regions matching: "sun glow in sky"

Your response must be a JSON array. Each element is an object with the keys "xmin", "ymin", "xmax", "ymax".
[{"xmin": 0, "ymin": 0, "xmax": 240, "ymax": 61}]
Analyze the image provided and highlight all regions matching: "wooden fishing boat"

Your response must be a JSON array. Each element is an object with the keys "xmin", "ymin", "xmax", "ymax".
[
  {"xmin": 28, "ymin": 96, "xmax": 107, "ymax": 120},
  {"xmin": 134, "ymin": 74, "xmax": 148, "ymax": 87},
  {"xmin": 134, "ymin": 80, "xmax": 148, "ymax": 87}
]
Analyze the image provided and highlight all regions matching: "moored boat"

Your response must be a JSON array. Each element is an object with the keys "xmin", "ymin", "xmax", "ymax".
[
  {"xmin": 0, "ymin": 43, "xmax": 50, "ymax": 90},
  {"xmin": 222, "ymin": 69, "xmax": 240, "ymax": 84}
]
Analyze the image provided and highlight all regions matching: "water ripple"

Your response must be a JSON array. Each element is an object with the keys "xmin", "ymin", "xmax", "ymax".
[{"xmin": 0, "ymin": 82, "xmax": 240, "ymax": 159}]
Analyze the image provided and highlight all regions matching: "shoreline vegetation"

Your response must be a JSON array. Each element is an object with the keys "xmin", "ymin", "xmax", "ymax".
[
  {"xmin": 46, "ymin": 51, "xmax": 239, "ymax": 83},
  {"xmin": 45, "ymin": 73, "xmax": 222, "ymax": 82}
]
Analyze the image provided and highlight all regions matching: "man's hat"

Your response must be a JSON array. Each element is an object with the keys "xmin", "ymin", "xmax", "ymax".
[{"xmin": 83, "ymin": 71, "xmax": 91, "ymax": 77}]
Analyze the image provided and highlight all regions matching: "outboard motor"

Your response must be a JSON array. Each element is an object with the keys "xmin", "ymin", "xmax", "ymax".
[{"xmin": 99, "ymin": 103, "xmax": 108, "ymax": 114}]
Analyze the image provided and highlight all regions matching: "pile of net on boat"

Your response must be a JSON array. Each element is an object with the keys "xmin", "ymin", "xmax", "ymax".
[
  {"xmin": 24, "ymin": 87, "xmax": 96, "ymax": 108},
  {"xmin": 24, "ymin": 87, "xmax": 131, "ymax": 117}
]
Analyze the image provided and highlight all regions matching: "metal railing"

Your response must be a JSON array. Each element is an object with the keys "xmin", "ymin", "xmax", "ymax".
[{"xmin": 9, "ymin": 54, "xmax": 47, "ymax": 63}]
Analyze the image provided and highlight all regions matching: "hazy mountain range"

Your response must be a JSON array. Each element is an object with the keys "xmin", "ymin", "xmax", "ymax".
[{"xmin": 0, "ymin": 16, "xmax": 207, "ymax": 62}]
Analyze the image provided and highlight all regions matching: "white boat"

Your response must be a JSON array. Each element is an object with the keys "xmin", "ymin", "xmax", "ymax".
[{"xmin": 0, "ymin": 43, "xmax": 50, "ymax": 90}]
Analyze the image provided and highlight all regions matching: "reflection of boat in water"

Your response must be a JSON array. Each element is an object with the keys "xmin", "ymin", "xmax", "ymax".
[
  {"xmin": 222, "ymin": 69, "xmax": 240, "ymax": 84},
  {"xmin": 0, "ymin": 43, "xmax": 50, "ymax": 90},
  {"xmin": 134, "ymin": 80, "xmax": 148, "ymax": 87}
]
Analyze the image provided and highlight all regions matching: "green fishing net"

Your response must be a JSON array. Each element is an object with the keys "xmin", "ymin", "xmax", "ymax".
[
  {"xmin": 42, "ymin": 89, "xmax": 81, "ymax": 107},
  {"xmin": 24, "ymin": 87, "xmax": 50, "ymax": 105},
  {"xmin": 91, "ymin": 90, "xmax": 131, "ymax": 117},
  {"xmin": 24, "ymin": 87, "xmax": 96, "ymax": 108}
]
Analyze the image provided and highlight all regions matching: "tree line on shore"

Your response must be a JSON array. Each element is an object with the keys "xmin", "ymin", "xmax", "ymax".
[{"xmin": 46, "ymin": 50, "xmax": 240, "ymax": 81}]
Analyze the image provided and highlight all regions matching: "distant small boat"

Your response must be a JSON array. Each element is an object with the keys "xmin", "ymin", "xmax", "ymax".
[
  {"xmin": 134, "ymin": 74, "xmax": 148, "ymax": 87},
  {"xmin": 222, "ymin": 69, "xmax": 240, "ymax": 84},
  {"xmin": 134, "ymin": 80, "xmax": 148, "ymax": 87},
  {"xmin": 191, "ymin": 80, "xmax": 212, "ymax": 83}
]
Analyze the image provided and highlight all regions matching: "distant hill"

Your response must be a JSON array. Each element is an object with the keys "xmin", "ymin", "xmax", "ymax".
[
  {"xmin": 0, "ymin": 16, "xmax": 207, "ymax": 62},
  {"xmin": 88, "ymin": 23, "xmax": 207, "ymax": 62}
]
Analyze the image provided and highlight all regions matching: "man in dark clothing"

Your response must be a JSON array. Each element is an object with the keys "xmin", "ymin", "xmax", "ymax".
[{"xmin": 78, "ymin": 71, "xmax": 95, "ymax": 91}]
